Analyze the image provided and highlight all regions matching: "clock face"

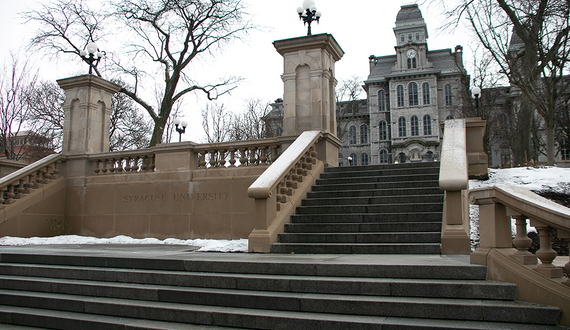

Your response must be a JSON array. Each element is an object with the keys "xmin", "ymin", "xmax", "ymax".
[{"xmin": 406, "ymin": 49, "xmax": 416, "ymax": 58}]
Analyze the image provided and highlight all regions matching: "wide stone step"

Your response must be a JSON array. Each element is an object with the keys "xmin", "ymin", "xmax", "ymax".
[
  {"xmin": 301, "ymin": 195, "xmax": 444, "ymax": 206},
  {"xmin": 316, "ymin": 174, "xmax": 439, "ymax": 185},
  {"xmin": 271, "ymin": 243, "xmax": 442, "ymax": 254},
  {"xmin": 283, "ymin": 221, "xmax": 442, "ymax": 233},
  {"xmin": 0, "ymin": 270, "xmax": 516, "ymax": 304},
  {"xmin": 277, "ymin": 232, "xmax": 440, "ymax": 244},
  {"xmin": 325, "ymin": 162, "xmax": 440, "ymax": 173},
  {"xmin": 311, "ymin": 180, "xmax": 440, "ymax": 192},
  {"xmin": 1, "ymin": 304, "xmax": 562, "ymax": 330},
  {"xmin": 296, "ymin": 203, "xmax": 442, "ymax": 214},
  {"xmin": 0, "ymin": 288, "xmax": 560, "ymax": 326},
  {"xmin": 307, "ymin": 187, "xmax": 443, "ymax": 199},
  {"xmin": 320, "ymin": 167, "xmax": 440, "ymax": 179},
  {"xmin": 290, "ymin": 213, "xmax": 443, "ymax": 223}
]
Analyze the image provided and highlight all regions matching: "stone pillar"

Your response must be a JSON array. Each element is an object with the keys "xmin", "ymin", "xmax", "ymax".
[
  {"xmin": 57, "ymin": 75, "xmax": 121, "ymax": 155},
  {"xmin": 274, "ymin": 34, "xmax": 344, "ymax": 167}
]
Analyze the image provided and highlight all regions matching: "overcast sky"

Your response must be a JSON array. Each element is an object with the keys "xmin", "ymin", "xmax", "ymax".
[{"xmin": 0, "ymin": 0, "xmax": 471, "ymax": 142}]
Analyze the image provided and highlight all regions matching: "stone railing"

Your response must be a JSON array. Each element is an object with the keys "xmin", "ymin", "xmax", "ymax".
[
  {"xmin": 89, "ymin": 149, "xmax": 156, "ymax": 174},
  {"xmin": 439, "ymin": 119, "xmax": 471, "ymax": 254},
  {"xmin": 0, "ymin": 153, "xmax": 63, "ymax": 205},
  {"xmin": 470, "ymin": 185, "xmax": 570, "ymax": 283},
  {"xmin": 192, "ymin": 138, "xmax": 281, "ymax": 168},
  {"xmin": 247, "ymin": 131, "xmax": 323, "ymax": 252}
]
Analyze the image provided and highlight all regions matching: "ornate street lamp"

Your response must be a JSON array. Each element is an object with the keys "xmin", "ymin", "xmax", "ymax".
[
  {"xmin": 297, "ymin": 0, "xmax": 322, "ymax": 36},
  {"xmin": 173, "ymin": 118, "xmax": 188, "ymax": 142},
  {"xmin": 79, "ymin": 42, "xmax": 105, "ymax": 75},
  {"xmin": 472, "ymin": 86, "xmax": 481, "ymax": 117}
]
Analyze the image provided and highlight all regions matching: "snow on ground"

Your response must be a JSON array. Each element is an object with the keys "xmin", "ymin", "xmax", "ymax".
[
  {"xmin": 0, "ymin": 235, "xmax": 248, "ymax": 252},
  {"xmin": 469, "ymin": 166, "xmax": 570, "ymax": 249},
  {"xmin": 1, "ymin": 166, "xmax": 569, "ymax": 252}
]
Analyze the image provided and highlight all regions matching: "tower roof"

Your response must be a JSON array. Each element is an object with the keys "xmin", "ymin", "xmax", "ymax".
[{"xmin": 396, "ymin": 4, "xmax": 423, "ymax": 22}]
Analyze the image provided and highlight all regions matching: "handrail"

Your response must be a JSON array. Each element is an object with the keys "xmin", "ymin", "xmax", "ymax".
[
  {"xmin": 439, "ymin": 119, "xmax": 468, "ymax": 191},
  {"xmin": 248, "ymin": 131, "xmax": 321, "ymax": 199},
  {"xmin": 438, "ymin": 119, "xmax": 470, "ymax": 254},
  {"xmin": 0, "ymin": 153, "xmax": 63, "ymax": 205},
  {"xmin": 470, "ymin": 185, "xmax": 570, "ymax": 281}
]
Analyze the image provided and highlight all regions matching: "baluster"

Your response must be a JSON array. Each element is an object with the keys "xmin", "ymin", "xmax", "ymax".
[
  {"xmin": 199, "ymin": 152, "xmax": 207, "ymax": 168},
  {"xmin": 44, "ymin": 166, "xmax": 52, "ymax": 183},
  {"xmin": 309, "ymin": 146, "xmax": 317, "ymax": 164},
  {"xmin": 534, "ymin": 224, "xmax": 564, "ymax": 278},
  {"xmin": 229, "ymin": 149, "xmax": 236, "ymax": 167},
  {"xmin": 125, "ymin": 157, "xmax": 132, "ymax": 172},
  {"xmin": 141, "ymin": 156, "xmax": 148, "ymax": 172},
  {"xmin": 270, "ymin": 146, "xmax": 278, "ymax": 163},
  {"xmin": 560, "ymin": 231, "xmax": 570, "ymax": 286},
  {"xmin": 24, "ymin": 174, "xmax": 32, "ymax": 193},
  {"xmin": 133, "ymin": 156, "xmax": 141, "ymax": 172},
  {"xmin": 209, "ymin": 151, "xmax": 217, "ymax": 167},
  {"xmin": 511, "ymin": 215, "xmax": 537, "ymax": 264},
  {"xmin": 260, "ymin": 147, "xmax": 268, "ymax": 164},
  {"xmin": 239, "ymin": 148, "xmax": 247, "ymax": 166},
  {"xmin": 94, "ymin": 160, "xmax": 101, "ymax": 174},
  {"xmin": 30, "ymin": 171, "xmax": 38, "ymax": 189},
  {"xmin": 220, "ymin": 150, "xmax": 227, "ymax": 167},
  {"xmin": 53, "ymin": 161, "xmax": 61, "ymax": 179},
  {"xmin": 118, "ymin": 157, "xmax": 125, "ymax": 173},
  {"xmin": 249, "ymin": 147, "xmax": 257, "ymax": 165},
  {"xmin": 16, "ymin": 178, "xmax": 25, "ymax": 199},
  {"xmin": 0, "ymin": 186, "xmax": 6, "ymax": 204},
  {"xmin": 6, "ymin": 184, "xmax": 15, "ymax": 204},
  {"xmin": 100, "ymin": 159, "xmax": 108, "ymax": 174}
]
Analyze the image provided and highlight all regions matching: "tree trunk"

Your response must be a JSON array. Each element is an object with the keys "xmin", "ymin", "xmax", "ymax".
[
  {"xmin": 545, "ymin": 120, "xmax": 556, "ymax": 165},
  {"xmin": 512, "ymin": 95, "xmax": 533, "ymax": 166}
]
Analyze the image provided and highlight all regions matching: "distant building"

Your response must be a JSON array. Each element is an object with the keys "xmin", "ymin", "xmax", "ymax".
[{"xmin": 0, "ymin": 130, "xmax": 55, "ymax": 165}]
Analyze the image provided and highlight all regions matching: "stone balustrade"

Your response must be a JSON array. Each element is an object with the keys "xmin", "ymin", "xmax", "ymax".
[
  {"xmin": 247, "ymin": 131, "xmax": 323, "ymax": 252},
  {"xmin": 192, "ymin": 138, "xmax": 281, "ymax": 168},
  {"xmin": 0, "ymin": 154, "xmax": 62, "ymax": 206},
  {"xmin": 470, "ymin": 185, "xmax": 570, "ymax": 284},
  {"xmin": 89, "ymin": 150, "xmax": 156, "ymax": 174}
]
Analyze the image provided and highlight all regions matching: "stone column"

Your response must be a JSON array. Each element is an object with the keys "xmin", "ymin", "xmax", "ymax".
[
  {"xmin": 274, "ymin": 34, "xmax": 343, "ymax": 166},
  {"xmin": 57, "ymin": 75, "xmax": 122, "ymax": 155}
]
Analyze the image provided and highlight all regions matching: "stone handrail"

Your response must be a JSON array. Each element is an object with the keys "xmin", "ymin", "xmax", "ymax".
[
  {"xmin": 0, "ymin": 153, "xmax": 63, "ymax": 205},
  {"xmin": 469, "ymin": 185, "xmax": 570, "ymax": 282},
  {"xmin": 247, "ymin": 131, "xmax": 323, "ymax": 252},
  {"xmin": 439, "ymin": 119, "xmax": 470, "ymax": 254},
  {"xmin": 192, "ymin": 138, "xmax": 281, "ymax": 168}
]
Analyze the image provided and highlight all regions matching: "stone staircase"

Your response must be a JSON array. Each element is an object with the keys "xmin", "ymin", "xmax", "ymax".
[
  {"xmin": 0, "ymin": 248, "xmax": 565, "ymax": 329},
  {"xmin": 272, "ymin": 162, "xmax": 444, "ymax": 254}
]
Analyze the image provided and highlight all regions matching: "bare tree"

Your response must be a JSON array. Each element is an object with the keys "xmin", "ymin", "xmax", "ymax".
[
  {"xmin": 0, "ymin": 55, "xmax": 39, "ymax": 161},
  {"xmin": 25, "ymin": 81, "xmax": 66, "ymax": 153},
  {"xmin": 229, "ymin": 99, "xmax": 269, "ymax": 141},
  {"xmin": 335, "ymin": 76, "xmax": 364, "ymax": 141},
  {"xmin": 433, "ymin": 0, "xmax": 570, "ymax": 165},
  {"xmin": 108, "ymin": 88, "xmax": 152, "ymax": 151},
  {"xmin": 202, "ymin": 103, "xmax": 231, "ymax": 143},
  {"xmin": 24, "ymin": 0, "xmax": 254, "ymax": 147}
]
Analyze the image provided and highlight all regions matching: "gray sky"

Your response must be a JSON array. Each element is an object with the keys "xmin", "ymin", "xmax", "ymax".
[{"xmin": 0, "ymin": 0, "xmax": 471, "ymax": 142}]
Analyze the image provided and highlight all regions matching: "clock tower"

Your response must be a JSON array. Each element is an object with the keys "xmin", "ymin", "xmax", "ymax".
[{"xmin": 392, "ymin": 4, "xmax": 430, "ymax": 72}]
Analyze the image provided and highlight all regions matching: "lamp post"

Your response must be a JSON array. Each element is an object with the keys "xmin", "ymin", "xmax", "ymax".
[
  {"xmin": 472, "ymin": 86, "xmax": 481, "ymax": 117},
  {"xmin": 79, "ymin": 42, "xmax": 105, "ymax": 75},
  {"xmin": 173, "ymin": 118, "xmax": 188, "ymax": 142},
  {"xmin": 297, "ymin": 0, "xmax": 321, "ymax": 36}
]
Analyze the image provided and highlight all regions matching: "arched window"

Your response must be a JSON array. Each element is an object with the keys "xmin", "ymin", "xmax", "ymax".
[
  {"xmin": 400, "ymin": 35, "xmax": 405, "ymax": 43},
  {"xmin": 422, "ymin": 82, "xmax": 430, "ymax": 105},
  {"xmin": 423, "ymin": 115, "xmax": 432, "ymax": 135},
  {"xmin": 339, "ymin": 153, "xmax": 344, "ymax": 167},
  {"xmin": 379, "ymin": 149, "xmax": 388, "ymax": 163},
  {"xmin": 445, "ymin": 84, "xmax": 453, "ymax": 106},
  {"xmin": 349, "ymin": 153, "xmax": 357, "ymax": 166},
  {"xmin": 411, "ymin": 116, "xmax": 419, "ymax": 136},
  {"xmin": 398, "ymin": 117, "xmax": 406, "ymax": 137},
  {"xmin": 407, "ymin": 57, "xmax": 417, "ymax": 69},
  {"xmin": 378, "ymin": 121, "xmax": 387, "ymax": 140},
  {"xmin": 408, "ymin": 34, "xmax": 412, "ymax": 40},
  {"xmin": 378, "ymin": 90, "xmax": 386, "ymax": 111},
  {"xmin": 416, "ymin": 33, "xmax": 420, "ymax": 40},
  {"xmin": 360, "ymin": 124, "xmax": 369, "ymax": 144},
  {"xmin": 426, "ymin": 151, "xmax": 434, "ymax": 162},
  {"xmin": 361, "ymin": 153, "xmax": 369, "ymax": 166},
  {"xmin": 349, "ymin": 126, "xmax": 357, "ymax": 144},
  {"xmin": 398, "ymin": 152, "xmax": 406, "ymax": 164},
  {"xmin": 397, "ymin": 85, "xmax": 405, "ymax": 107},
  {"xmin": 408, "ymin": 82, "xmax": 418, "ymax": 106}
]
